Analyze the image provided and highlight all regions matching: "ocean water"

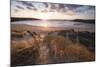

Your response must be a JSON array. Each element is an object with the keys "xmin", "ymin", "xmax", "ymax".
[{"xmin": 11, "ymin": 20, "xmax": 95, "ymax": 32}]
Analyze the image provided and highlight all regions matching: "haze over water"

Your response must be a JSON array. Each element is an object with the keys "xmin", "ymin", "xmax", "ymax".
[{"xmin": 12, "ymin": 20, "xmax": 95, "ymax": 32}]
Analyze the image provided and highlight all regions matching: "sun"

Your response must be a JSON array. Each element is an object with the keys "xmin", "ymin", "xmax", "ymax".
[
  {"xmin": 41, "ymin": 20, "xmax": 49, "ymax": 27},
  {"xmin": 43, "ymin": 23, "xmax": 48, "ymax": 27}
]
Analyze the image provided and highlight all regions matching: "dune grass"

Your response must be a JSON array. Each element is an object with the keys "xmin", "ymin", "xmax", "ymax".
[
  {"xmin": 44, "ymin": 35, "xmax": 95, "ymax": 62},
  {"xmin": 11, "ymin": 31, "xmax": 95, "ymax": 66}
]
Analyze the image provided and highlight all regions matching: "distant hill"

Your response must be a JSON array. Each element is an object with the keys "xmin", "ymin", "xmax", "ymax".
[
  {"xmin": 11, "ymin": 17, "xmax": 41, "ymax": 22},
  {"xmin": 11, "ymin": 17, "xmax": 71, "ymax": 22},
  {"xmin": 73, "ymin": 19, "xmax": 95, "ymax": 24}
]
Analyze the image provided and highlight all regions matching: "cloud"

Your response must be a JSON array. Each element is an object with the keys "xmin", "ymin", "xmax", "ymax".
[
  {"xmin": 46, "ymin": 3, "xmax": 56, "ymax": 12},
  {"xmin": 43, "ymin": 3, "xmax": 66, "ymax": 12},
  {"xmin": 12, "ymin": 1, "xmax": 38, "ymax": 11},
  {"xmin": 26, "ymin": 6, "xmax": 33, "ymax": 10},
  {"xmin": 66, "ymin": 10, "xmax": 75, "ymax": 15},
  {"xmin": 75, "ymin": 6, "xmax": 89, "ymax": 13},
  {"xmin": 11, "ymin": 0, "xmax": 95, "ymax": 19},
  {"xmin": 20, "ymin": 1, "xmax": 34, "ymax": 7},
  {"xmin": 57, "ymin": 4, "xmax": 66, "ymax": 12},
  {"xmin": 74, "ymin": 6, "xmax": 95, "ymax": 19},
  {"xmin": 16, "ymin": 5, "xmax": 24, "ymax": 10},
  {"xmin": 64, "ymin": 4, "xmax": 82, "ymax": 10},
  {"xmin": 43, "ymin": 2, "xmax": 48, "ymax": 7}
]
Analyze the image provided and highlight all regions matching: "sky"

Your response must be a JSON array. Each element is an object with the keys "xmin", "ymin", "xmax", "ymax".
[{"xmin": 11, "ymin": 0, "xmax": 95, "ymax": 20}]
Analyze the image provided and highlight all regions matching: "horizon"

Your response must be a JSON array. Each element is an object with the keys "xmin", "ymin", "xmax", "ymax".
[{"xmin": 11, "ymin": 17, "xmax": 95, "ymax": 20}]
